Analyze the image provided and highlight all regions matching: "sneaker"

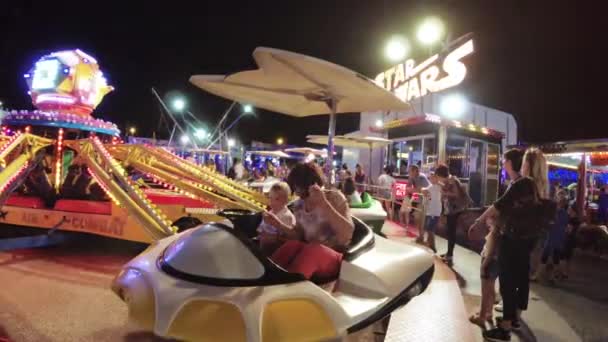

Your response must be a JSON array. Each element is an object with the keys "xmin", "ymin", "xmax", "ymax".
[
  {"xmin": 496, "ymin": 316, "xmax": 521, "ymax": 330},
  {"xmin": 494, "ymin": 302, "xmax": 503, "ymax": 312},
  {"xmin": 483, "ymin": 327, "xmax": 511, "ymax": 341}
]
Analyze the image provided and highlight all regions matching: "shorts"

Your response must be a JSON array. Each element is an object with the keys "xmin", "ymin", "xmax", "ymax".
[
  {"xmin": 424, "ymin": 216, "xmax": 439, "ymax": 232},
  {"xmin": 480, "ymin": 257, "xmax": 499, "ymax": 280}
]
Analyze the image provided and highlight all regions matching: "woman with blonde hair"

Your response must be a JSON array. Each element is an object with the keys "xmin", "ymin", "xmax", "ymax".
[
  {"xmin": 470, "ymin": 147, "xmax": 553, "ymax": 341},
  {"xmin": 521, "ymin": 148, "xmax": 550, "ymax": 200}
]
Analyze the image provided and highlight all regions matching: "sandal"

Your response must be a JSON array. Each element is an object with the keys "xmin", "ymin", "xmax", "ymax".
[{"xmin": 469, "ymin": 313, "xmax": 492, "ymax": 328}]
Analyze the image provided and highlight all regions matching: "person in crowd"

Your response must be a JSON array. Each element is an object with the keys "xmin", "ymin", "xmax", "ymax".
[
  {"xmin": 558, "ymin": 203, "xmax": 580, "ymax": 280},
  {"xmin": 227, "ymin": 157, "xmax": 239, "ymax": 179},
  {"xmin": 60, "ymin": 164, "xmax": 82, "ymax": 199},
  {"xmin": 436, "ymin": 164, "xmax": 472, "ymax": 266},
  {"xmin": 354, "ymin": 164, "xmax": 366, "ymax": 193},
  {"xmin": 420, "ymin": 172, "xmax": 442, "ymax": 252},
  {"xmin": 206, "ymin": 158, "xmax": 216, "ymax": 172},
  {"xmin": 25, "ymin": 162, "xmax": 57, "ymax": 207},
  {"xmin": 342, "ymin": 177, "xmax": 362, "ymax": 205},
  {"xmin": 257, "ymin": 182, "xmax": 296, "ymax": 255},
  {"xmin": 337, "ymin": 163, "xmax": 349, "ymax": 185},
  {"xmin": 407, "ymin": 165, "xmax": 430, "ymax": 242},
  {"xmin": 267, "ymin": 163, "xmax": 354, "ymax": 280},
  {"xmin": 597, "ymin": 186, "xmax": 608, "ymax": 225},
  {"xmin": 377, "ymin": 165, "xmax": 396, "ymax": 220},
  {"xmin": 473, "ymin": 149, "xmax": 523, "ymax": 321},
  {"xmin": 470, "ymin": 148, "xmax": 551, "ymax": 341},
  {"xmin": 535, "ymin": 192, "xmax": 568, "ymax": 283},
  {"xmin": 399, "ymin": 194, "xmax": 412, "ymax": 227}
]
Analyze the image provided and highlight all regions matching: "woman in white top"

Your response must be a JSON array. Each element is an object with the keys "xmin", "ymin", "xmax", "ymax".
[
  {"xmin": 377, "ymin": 166, "xmax": 396, "ymax": 219},
  {"xmin": 342, "ymin": 177, "xmax": 362, "ymax": 205},
  {"xmin": 264, "ymin": 163, "xmax": 354, "ymax": 280}
]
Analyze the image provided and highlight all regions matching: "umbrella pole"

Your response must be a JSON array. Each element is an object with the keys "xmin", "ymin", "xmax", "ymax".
[
  {"xmin": 326, "ymin": 99, "xmax": 337, "ymax": 184},
  {"xmin": 368, "ymin": 144, "xmax": 373, "ymax": 185}
]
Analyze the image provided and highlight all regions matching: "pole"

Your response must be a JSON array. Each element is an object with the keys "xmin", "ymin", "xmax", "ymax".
[
  {"xmin": 325, "ymin": 98, "xmax": 337, "ymax": 183},
  {"xmin": 368, "ymin": 144, "xmax": 373, "ymax": 184},
  {"xmin": 207, "ymin": 102, "xmax": 237, "ymax": 148},
  {"xmin": 168, "ymin": 125, "xmax": 177, "ymax": 147},
  {"xmin": 151, "ymin": 88, "xmax": 198, "ymax": 149}
]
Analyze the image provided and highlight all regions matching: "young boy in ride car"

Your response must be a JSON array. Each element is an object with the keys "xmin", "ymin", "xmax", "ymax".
[{"xmin": 257, "ymin": 182, "xmax": 296, "ymax": 255}]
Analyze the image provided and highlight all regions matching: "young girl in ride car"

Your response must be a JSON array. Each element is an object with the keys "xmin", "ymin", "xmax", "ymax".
[
  {"xmin": 257, "ymin": 182, "xmax": 296, "ymax": 255},
  {"xmin": 263, "ymin": 163, "xmax": 354, "ymax": 280}
]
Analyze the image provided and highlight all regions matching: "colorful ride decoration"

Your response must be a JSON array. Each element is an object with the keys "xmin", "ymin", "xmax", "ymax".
[{"xmin": 24, "ymin": 49, "xmax": 113, "ymax": 116}]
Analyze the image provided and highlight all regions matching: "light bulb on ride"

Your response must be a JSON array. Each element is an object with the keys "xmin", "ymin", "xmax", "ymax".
[
  {"xmin": 375, "ymin": 119, "xmax": 383, "ymax": 128},
  {"xmin": 227, "ymin": 138, "xmax": 235, "ymax": 148},
  {"xmin": 417, "ymin": 17, "xmax": 444, "ymax": 45},
  {"xmin": 243, "ymin": 104, "xmax": 253, "ymax": 113}
]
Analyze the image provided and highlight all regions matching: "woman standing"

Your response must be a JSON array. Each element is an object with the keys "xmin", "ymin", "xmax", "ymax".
[
  {"xmin": 354, "ymin": 164, "xmax": 366, "ymax": 193},
  {"xmin": 435, "ymin": 164, "xmax": 472, "ymax": 266},
  {"xmin": 473, "ymin": 148, "xmax": 552, "ymax": 342}
]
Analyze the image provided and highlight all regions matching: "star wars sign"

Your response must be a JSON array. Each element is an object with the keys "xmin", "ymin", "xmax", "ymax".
[{"xmin": 375, "ymin": 39, "xmax": 474, "ymax": 102}]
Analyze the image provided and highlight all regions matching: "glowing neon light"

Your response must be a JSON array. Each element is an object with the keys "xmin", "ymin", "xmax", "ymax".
[
  {"xmin": 32, "ymin": 59, "xmax": 61, "ymax": 90},
  {"xmin": 35, "ymin": 94, "xmax": 76, "ymax": 105}
]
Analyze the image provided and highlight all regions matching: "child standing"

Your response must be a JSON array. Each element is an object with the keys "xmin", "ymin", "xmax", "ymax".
[
  {"xmin": 421, "ymin": 173, "xmax": 442, "ymax": 252},
  {"xmin": 257, "ymin": 182, "xmax": 296, "ymax": 255},
  {"xmin": 470, "ymin": 219, "xmax": 500, "ymax": 328}
]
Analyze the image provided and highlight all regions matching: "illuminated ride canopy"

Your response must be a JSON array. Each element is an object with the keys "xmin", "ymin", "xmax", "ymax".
[{"xmin": 23, "ymin": 49, "xmax": 113, "ymax": 117}]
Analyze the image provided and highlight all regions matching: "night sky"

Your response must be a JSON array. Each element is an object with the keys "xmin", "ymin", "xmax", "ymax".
[{"xmin": 0, "ymin": 1, "xmax": 604, "ymax": 146}]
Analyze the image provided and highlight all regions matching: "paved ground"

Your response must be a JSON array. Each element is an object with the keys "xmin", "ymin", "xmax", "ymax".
[{"xmin": 1, "ymin": 223, "xmax": 605, "ymax": 341}]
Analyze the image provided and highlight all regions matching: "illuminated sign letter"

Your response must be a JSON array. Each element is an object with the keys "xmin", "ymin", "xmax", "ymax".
[
  {"xmin": 419, "ymin": 65, "xmax": 440, "ymax": 96},
  {"xmin": 404, "ymin": 59, "xmax": 415, "ymax": 79},
  {"xmin": 394, "ymin": 83, "xmax": 408, "ymax": 102},
  {"xmin": 406, "ymin": 78, "xmax": 421, "ymax": 101},
  {"xmin": 32, "ymin": 59, "xmax": 61, "ymax": 90},
  {"xmin": 384, "ymin": 67, "xmax": 396, "ymax": 91},
  {"xmin": 393, "ymin": 63, "xmax": 406, "ymax": 88},
  {"xmin": 440, "ymin": 39, "xmax": 474, "ymax": 89},
  {"xmin": 375, "ymin": 72, "xmax": 385, "ymax": 88}
]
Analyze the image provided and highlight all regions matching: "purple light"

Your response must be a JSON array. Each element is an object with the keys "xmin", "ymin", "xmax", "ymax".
[{"xmin": 63, "ymin": 68, "xmax": 69, "ymax": 74}]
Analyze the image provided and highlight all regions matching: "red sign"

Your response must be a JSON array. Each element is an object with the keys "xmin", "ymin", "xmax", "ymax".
[{"xmin": 393, "ymin": 181, "xmax": 408, "ymax": 200}]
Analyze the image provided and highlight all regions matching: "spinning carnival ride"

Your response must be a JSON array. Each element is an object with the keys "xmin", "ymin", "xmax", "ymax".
[{"xmin": 0, "ymin": 49, "xmax": 269, "ymax": 245}]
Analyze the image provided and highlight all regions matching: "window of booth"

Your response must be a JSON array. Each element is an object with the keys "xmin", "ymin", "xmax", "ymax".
[
  {"xmin": 446, "ymin": 134, "xmax": 469, "ymax": 178},
  {"xmin": 389, "ymin": 135, "xmax": 435, "ymax": 177}
]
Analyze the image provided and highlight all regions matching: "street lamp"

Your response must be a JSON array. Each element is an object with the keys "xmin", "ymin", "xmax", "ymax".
[
  {"xmin": 440, "ymin": 94, "xmax": 467, "ymax": 118},
  {"xmin": 172, "ymin": 98, "xmax": 186, "ymax": 112},
  {"xmin": 129, "ymin": 126, "xmax": 136, "ymax": 135},
  {"xmin": 180, "ymin": 134, "xmax": 190, "ymax": 145},
  {"xmin": 194, "ymin": 128, "xmax": 207, "ymax": 140},
  {"xmin": 276, "ymin": 137, "xmax": 284, "ymax": 145},
  {"xmin": 417, "ymin": 17, "xmax": 444, "ymax": 45},
  {"xmin": 385, "ymin": 36, "xmax": 409, "ymax": 61}
]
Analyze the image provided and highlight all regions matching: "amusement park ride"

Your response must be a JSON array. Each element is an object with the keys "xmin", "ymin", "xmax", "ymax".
[
  {"xmin": 1, "ymin": 48, "xmax": 434, "ymax": 341},
  {"xmin": 0, "ymin": 49, "xmax": 269, "ymax": 246}
]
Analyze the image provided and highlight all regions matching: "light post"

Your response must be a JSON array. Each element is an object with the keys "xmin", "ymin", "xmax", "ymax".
[
  {"xmin": 276, "ymin": 137, "xmax": 284, "ymax": 145},
  {"xmin": 129, "ymin": 126, "xmax": 136, "ymax": 136},
  {"xmin": 208, "ymin": 104, "xmax": 254, "ymax": 150}
]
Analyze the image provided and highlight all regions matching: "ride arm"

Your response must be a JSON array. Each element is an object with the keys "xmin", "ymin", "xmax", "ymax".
[{"xmin": 80, "ymin": 138, "xmax": 176, "ymax": 240}]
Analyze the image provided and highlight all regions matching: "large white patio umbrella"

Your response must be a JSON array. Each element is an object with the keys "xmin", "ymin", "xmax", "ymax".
[
  {"xmin": 190, "ymin": 47, "xmax": 408, "ymax": 177},
  {"xmin": 246, "ymin": 150, "xmax": 293, "ymax": 159},
  {"xmin": 307, "ymin": 135, "xmax": 391, "ymax": 180},
  {"xmin": 284, "ymin": 147, "xmax": 328, "ymax": 158}
]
